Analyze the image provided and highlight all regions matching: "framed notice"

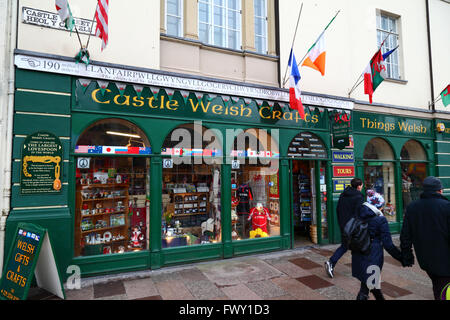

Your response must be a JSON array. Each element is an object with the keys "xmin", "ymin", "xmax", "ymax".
[
  {"xmin": 20, "ymin": 132, "xmax": 63, "ymax": 194},
  {"xmin": 0, "ymin": 223, "xmax": 65, "ymax": 300},
  {"xmin": 333, "ymin": 166, "xmax": 355, "ymax": 177}
]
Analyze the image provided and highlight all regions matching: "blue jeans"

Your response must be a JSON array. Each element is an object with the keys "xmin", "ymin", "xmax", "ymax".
[{"xmin": 329, "ymin": 242, "xmax": 348, "ymax": 267}]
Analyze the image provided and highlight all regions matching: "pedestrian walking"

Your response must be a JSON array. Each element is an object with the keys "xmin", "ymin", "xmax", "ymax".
[
  {"xmin": 325, "ymin": 178, "xmax": 364, "ymax": 278},
  {"xmin": 352, "ymin": 195, "xmax": 403, "ymax": 300},
  {"xmin": 400, "ymin": 176, "xmax": 450, "ymax": 300}
]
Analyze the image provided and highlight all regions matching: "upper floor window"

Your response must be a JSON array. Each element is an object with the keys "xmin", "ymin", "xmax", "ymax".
[
  {"xmin": 377, "ymin": 12, "xmax": 400, "ymax": 79},
  {"xmin": 199, "ymin": 0, "xmax": 242, "ymax": 50},
  {"xmin": 166, "ymin": 0, "xmax": 183, "ymax": 37},
  {"xmin": 254, "ymin": 0, "xmax": 268, "ymax": 54}
]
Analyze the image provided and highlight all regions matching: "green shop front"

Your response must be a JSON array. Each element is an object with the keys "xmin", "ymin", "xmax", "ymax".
[
  {"xmin": 352, "ymin": 111, "xmax": 435, "ymax": 233},
  {"xmin": 7, "ymin": 51, "xmax": 356, "ymax": 279}
]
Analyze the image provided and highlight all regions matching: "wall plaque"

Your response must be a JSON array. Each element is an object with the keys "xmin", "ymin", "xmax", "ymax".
[{"xmin": 20, "ymin": 132, "xmax": 63, "ymax": 194}]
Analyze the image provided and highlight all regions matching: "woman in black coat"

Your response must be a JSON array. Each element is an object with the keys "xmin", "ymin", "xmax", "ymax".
[{"xmin": 351, "ymin": 200, "xmax": 403, "ymax": 300}]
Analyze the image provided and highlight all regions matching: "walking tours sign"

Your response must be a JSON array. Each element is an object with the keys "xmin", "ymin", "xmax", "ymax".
[
  {"xmin": 20, "ymin": 132, "xmax": 63, "ymax": 194},
  {"xmin": 0, "ymin": 223, "xmax": 65, "ymax": 300}
]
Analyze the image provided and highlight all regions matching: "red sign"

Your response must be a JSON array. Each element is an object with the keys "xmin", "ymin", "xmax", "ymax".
[{"xmin": 333, "ymin": 166, "xmax": 355, "ymax": 177}]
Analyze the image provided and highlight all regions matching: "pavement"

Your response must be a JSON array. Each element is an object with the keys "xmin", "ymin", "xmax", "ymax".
[{"xmin": 28, "ymin": 237, "xmax": 434, "ymax": 301}]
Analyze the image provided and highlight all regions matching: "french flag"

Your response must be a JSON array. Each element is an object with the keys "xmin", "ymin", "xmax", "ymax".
[{"xmin": 288, "ymin": 49, "xmax": 305, "ymax": 120}]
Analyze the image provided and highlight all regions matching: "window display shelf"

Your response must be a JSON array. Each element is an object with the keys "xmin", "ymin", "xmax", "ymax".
[
  {"xmin": 81, "ymin": 224, "xmax": 126, "ymax": 234},
  {"xmin": 75, "ymin": 182, "xmax": 130, "ymax": 257}
]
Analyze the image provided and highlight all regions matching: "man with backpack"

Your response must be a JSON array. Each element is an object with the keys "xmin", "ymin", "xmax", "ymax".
[{"xmin": 325, "ymin": 178, "xmax": 364, "ymax": 278}]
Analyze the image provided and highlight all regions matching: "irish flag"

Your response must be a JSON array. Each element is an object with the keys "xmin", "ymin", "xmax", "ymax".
[
  {"xmin": 55, "ymin": 0, "xmax": 74, "ymax": 30},
  {"xmin": 302, "ymin": 32, "xmax": 326, "ymax": 76},
  {"xmin": 288, "ymin": 49, "xmax": 305, "ymax": 119}
]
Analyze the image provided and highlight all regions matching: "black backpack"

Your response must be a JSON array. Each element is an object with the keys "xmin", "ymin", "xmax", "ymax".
[{"xmin": 342, "ymin": 216, "xmax": 372, "ymax": 255}]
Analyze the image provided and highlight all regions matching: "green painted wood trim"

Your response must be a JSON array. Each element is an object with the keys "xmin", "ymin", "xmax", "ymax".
[
  {"xmin": 221, "ymin": 163, "xmax": 233, "ymax": 258},
  {"xmin": 14, "ymin": 90, "xmax": 71, "ymax": 115},
  {"xmin": 280, "ymin": 159, "xmax": 291, "ymax": 249},
  {"xmin": 150, "ymin": 156, "xmax": 162, "ymax": 269},
  {"xmin": 72, "ymin": 251, "xmax": 150, "ymax": 278},
  {"xmin": 231, "ymin": 237, "xmax": 285, "ymax": 256},
  {"xmin": 394, "ymin": 161, "xmax": 403, "ymax": 223},
  {"xmin": 13, "ymin": 113, "xmax": 70, "ymax": 137},
  {"xmin": 161, "ymin": 244, "xmax": 222, "ymax": 266},
  {"xmin": 15, "ymin": 69, "xmax": 71, "ymax": 93}
]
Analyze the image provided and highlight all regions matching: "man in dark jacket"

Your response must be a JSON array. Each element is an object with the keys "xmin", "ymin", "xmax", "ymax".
[
  {"xmin": 325, "ymin": 178, "xmax": 364, "ymax": 278},
  {"xmin": 400, "ymin": 176, "xmax": 450, "ymax": 300}
]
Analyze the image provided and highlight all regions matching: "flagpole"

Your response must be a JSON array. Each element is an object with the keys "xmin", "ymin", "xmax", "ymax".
[
  {"xmin": 282, "ymin": 9, "xmax": 340, "ymax": 87},
  {"xmin": 86, "ymin": 2, "xmax": 99, "ymax": 49},
  {"xmin": 282, "ymin": 3, "xmax": 304, "ymax": 87},
  {"xmin": 347, "ymin": 30, "xmax": 395, "ymax": 97}
]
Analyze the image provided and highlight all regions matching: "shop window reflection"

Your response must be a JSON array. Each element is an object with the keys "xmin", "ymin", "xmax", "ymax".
[
  {"xmin": 401, "ymin": 140, "xmax": 427, "ymax": 214},
  {"xmin": 363, "ymin": 138, "xmax": 396, "ymax": 222},
  {"xmin": 162, "ymin": 163, "xmax": 221, "ymax": 247}
]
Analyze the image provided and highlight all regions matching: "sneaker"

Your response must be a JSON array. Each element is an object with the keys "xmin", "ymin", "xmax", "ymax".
[{"xmin": 325, "ymin": 260, "xmax": 334, "ymax": 278}]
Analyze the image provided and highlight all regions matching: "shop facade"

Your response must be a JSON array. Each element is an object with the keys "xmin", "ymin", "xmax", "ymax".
[
  {"xmin": 352, "ymin": 111, "xmax": 435, "ymax": 233},
  {"xmin": 6, "ymin": 51, "xmax": 438, "ymax": 280}
]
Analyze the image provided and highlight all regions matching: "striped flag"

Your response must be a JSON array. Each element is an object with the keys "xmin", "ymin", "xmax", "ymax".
[
  {"xmin": 288, "ymin": 49, "xmax": 305, "ymax": 119},
  {"xmin": 95, "ymin": 0, "xmax": 109, "ymax": 51},
  {"xmin": 302, "ymin": 32, "xmax": 326, "ymax": 76}
]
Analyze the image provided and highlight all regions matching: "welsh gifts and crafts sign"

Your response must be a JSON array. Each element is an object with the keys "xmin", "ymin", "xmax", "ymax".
[
  {"xmin": 0, "ymin": 223, "xmax": 65, "ymax": 300},
  {"xmin": 20, "ymin": 132, "xmax": 63, "ymax": 194}
]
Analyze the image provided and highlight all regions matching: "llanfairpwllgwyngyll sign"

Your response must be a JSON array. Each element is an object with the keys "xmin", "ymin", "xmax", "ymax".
[
  {"xmin": 14, "ymin": 53, "xmax": 354, "ymax": 110},
  {"xmin": 20, "ymin": 132, "xmax": 63, "ymax": 194}
]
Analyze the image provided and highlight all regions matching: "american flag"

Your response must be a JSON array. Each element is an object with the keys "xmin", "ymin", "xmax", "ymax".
[{"xmin": 95, "ymin": 0, "xmax": 109, "ymax": 51}]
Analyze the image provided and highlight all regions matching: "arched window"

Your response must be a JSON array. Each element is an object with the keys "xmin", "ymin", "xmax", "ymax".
[
  {"xmin": 363, "ymin": 137, "xmax": 394, "ymax": 160},
  {"xmin": 76, "ymin": 118, "xmax": 150, "ymax": 152},
  {"xmin": 400, "ymin": 140, "xmax": 427, "ymax": 161},
  {"xmin": 74, "ymin": 119, "xmax": 150, "ymax": 257},
  {"xmin": 161, "ymin": 123, "xmax": 222, "ymax": 248},
  {"xmin": 363, "ymin": 138, "xmax": 396, "ymax": 222},
  {"xmin": 400, "ymin": 140, "xmax": 428, "ymax": 213}
]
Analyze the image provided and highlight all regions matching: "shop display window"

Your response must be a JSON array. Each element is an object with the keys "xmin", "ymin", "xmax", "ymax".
[
  {"xmin": 363, "ymin": 138, "xmax": 396, "ymax": 222},
  {"xmin": 161, "ymin": 123, "xmax": 222, "ymax": 248},
  {"xmin": 74, "ymin": 119, "xmax": 150, "ymax": 256},
  {"xmin": 162, "ymin": 163, "xmax": 221, "ymax": 247},
  {"xmin": 401, "ymin": 140, "xmax": 427, "ymax": 213},
  {"xmin": 231, "ymin": 161, "xmax": 280, "ymax": 240}
]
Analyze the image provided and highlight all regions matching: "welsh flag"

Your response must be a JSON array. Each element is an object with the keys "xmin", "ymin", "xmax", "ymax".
[
  {"xmin": 363, "ymin": 47, "xmax": 397, "ymax": 104},
  {"xmin": 440, "ymin": 85, "xmax": 450, "ymax": 107},
  {"xmin": 55, "ymin": 0, "xmax": 74, "ymax": 31}
]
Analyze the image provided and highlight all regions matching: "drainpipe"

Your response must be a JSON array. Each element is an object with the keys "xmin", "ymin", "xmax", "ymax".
[
  {"xmin": 0, "ymin": 0, "xmax": 17, "ymax": 273},
  {"xmin": 274, "ymin": 0, "xmax": 281, "ymax": 87},
  {"xmin": 425, "ymin": 0, "xmax": 435, "ymax": 112}
]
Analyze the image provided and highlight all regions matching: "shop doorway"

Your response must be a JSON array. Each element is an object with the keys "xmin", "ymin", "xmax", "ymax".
[{"xmin": 291, "ymin": 160, "xmax": 328, "ymax": 248}]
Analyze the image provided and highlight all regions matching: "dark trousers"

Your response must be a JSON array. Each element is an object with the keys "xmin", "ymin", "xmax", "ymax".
[
  {"xmin": 358, "ymin": 282, "xmax": 385, "ymax": 300},
  {"xmin": 427, "ymin": 272, "xmax": 450, "ymax": 300},
  {"xmin": 329, "ymin": 242, "xmax": 348, "ymax": 267}
]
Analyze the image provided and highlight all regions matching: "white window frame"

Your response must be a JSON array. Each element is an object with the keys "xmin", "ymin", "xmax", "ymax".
[
  {"xmin": 166, "ymin": 0, "xmax": 183, "ymax": 37},
  {"xmin": 198, "ymin": 0, "xmax": 242, "ymax": 50},
  {"xmin": 254, "ymin": 0, "xmax": 268, "ymax": 54},
  {"xmin": 376, "ymin": 12, "xmax": 401, "ymax": 80}
]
